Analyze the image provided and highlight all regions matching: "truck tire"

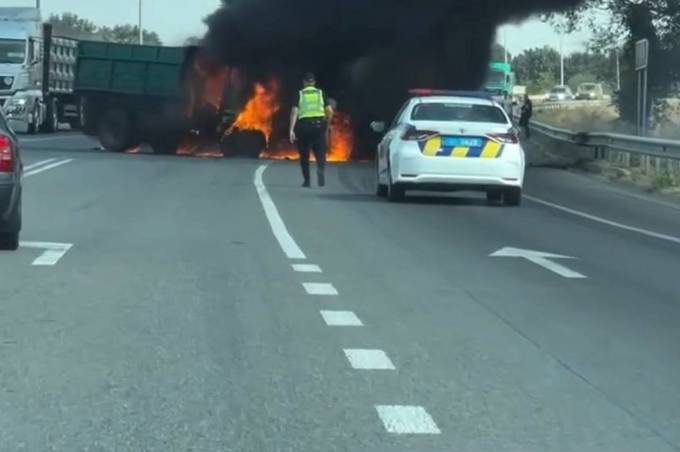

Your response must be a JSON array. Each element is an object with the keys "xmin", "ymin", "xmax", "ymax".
[
  {"xmin": 40, "ymin": 98, "xmax": 58, "ymax": 133},
  {"xmin": 27, "ymin": 106, "xmax": 38, "ymax": 135},
  {"xmin": 151, "ymin": 137, "xmax": 179, "ymax": 155},
  {"xmin": 98, "ymin": 110, "xmax": 134, "ymax": 153},
  {"xmin": 68, "ymin": 98, "xmax": 87, "ymax": 130}
]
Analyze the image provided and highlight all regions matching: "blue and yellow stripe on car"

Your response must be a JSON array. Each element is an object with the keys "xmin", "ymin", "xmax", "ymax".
[{"xmin": 418, "ymin": 136, "xmax": 503, "ymax": 159}]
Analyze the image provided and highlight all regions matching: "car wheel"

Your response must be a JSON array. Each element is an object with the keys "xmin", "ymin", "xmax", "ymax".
[
  {"xmin": 486, "ymin": 189, "xmax": 503, "ymax": 204},
  {"xmin": 375, "ymin": 160, "xmax": 388, "ymax": 197},
  {"xmin": 386, "ymin": 165, "xmax": 405, "ymax": 202},
  {"xmin": 504, "ymin": 187, "xmax": 522, "ymax": 206},
  {"xmin": 0, "ymin": 232, "xmax": 19, "ymax": 251}
]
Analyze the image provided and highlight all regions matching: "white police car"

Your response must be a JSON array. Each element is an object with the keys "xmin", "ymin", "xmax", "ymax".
[{"xmin": 372, "ymin": 90, "xmax": 525, "ymax": 205}]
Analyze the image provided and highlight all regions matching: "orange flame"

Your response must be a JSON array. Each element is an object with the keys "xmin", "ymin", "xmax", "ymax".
[{"xmin": 230, "ymin": 81, "xmax": 280, "ymax": 142}]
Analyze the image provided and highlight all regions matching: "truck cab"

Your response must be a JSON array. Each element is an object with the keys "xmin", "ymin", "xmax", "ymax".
[{"xmin": 0, "ymin": 7, "xmax": 80, "ymax": 134}]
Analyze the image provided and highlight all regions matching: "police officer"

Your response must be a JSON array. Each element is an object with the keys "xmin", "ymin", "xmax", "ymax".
[{"xmin": 289, "ymin": 73, "xmax": 333, "ymax": 187}]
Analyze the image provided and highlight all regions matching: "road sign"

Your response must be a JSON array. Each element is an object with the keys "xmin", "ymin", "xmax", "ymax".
[{"xmin": 635, "ymin": 39, "xmax": 649, "ymax": 71}]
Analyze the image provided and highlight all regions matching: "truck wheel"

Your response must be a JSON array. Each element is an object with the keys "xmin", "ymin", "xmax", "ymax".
[
  {"xmin": 151, "ymin": 137, "xmax": 179, "ymax": 155},
  {"xmin": 41, "ymin": 98, "xmax": 58, "ymax": 133},
  {"xmin": 27, "ymin": 106, "xmax": 38, "ymax": 135},
  {"xmin": 98, "ymin": 110, "xmax": 133, "ymax": 152},
  {"xmin": 69, "ymin": 98, "xmax": 86, "ymax": 130}
]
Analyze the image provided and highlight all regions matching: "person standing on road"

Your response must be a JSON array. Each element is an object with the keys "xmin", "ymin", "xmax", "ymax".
[
  {"xmin": 289, "ymin": 73, "xmax": 334, "ymax": 187},
  {"xmin": 519, "ymin": 94, "xmax": 533, "ymax": 139}
]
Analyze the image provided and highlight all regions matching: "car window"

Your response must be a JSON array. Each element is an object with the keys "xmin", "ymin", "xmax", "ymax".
[
  {"xmin": 410, "ymin": 102, "xmax": 508, "ymax": 124},
  {"xmin": 552, "ymin": 87, "xmax": 567, "ymax": 93}
]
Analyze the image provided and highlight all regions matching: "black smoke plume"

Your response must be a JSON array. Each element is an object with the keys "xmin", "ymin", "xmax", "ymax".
[{"xmin": 202, "ymin": 0, "xmax": 584, "ymax": 156}]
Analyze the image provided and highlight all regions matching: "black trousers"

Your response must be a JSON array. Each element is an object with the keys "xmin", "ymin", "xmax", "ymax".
[{"xmin": 296, "ymin": 118, "xmax": 327, "ymax": 182}]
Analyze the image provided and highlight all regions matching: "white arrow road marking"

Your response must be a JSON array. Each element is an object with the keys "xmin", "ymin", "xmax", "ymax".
[
  {"xmin": 491, "ymin": 247, "xmax": 587, "ymax": 279},
  {"xmin": 20, "ymin": 241, "xmax": 73, "ymax": 266},
  {"xmin": 24, "ymin": 159, "xmax": 73, "ymax": 178}
]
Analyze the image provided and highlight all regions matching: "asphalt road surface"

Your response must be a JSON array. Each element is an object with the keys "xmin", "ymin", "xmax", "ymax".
[{"xmin": 2, "ymin": 132, "xmax": 680, "ymax": 451}]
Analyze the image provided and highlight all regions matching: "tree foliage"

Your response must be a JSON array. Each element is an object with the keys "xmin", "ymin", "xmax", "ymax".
[
  {"xmin": 548, "ymin": 1, "xmax": 680, "ymax": 125},
  {"xmin": 48, "ymin": 12, "xmax": 162, "ymax": 45}
]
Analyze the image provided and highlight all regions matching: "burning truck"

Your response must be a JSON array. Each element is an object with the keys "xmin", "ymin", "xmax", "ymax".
[{"xmin": 73, "ymin": 40, "xmax": 353, "ymax": 160}]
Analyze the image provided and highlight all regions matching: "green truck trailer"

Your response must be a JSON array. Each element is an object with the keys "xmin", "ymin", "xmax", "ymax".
[{"xmin": 75, "ymin": 41, "xmax": 239, "ymax": 153}]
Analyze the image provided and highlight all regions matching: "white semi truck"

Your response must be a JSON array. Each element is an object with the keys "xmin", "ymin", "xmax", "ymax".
[{"xmin": 0, "ymin": 7, "xmax": 82, "ymax": 133}]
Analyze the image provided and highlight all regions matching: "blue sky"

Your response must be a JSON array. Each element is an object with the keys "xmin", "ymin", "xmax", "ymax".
[{"xmin": 10, "ymin": 0, "xmax": 592, "ymax": 52}]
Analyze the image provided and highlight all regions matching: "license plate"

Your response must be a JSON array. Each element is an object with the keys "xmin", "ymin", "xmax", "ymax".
[{"xmin": 442, "ymin": 137, "xmax": 483, "ymax": 148}]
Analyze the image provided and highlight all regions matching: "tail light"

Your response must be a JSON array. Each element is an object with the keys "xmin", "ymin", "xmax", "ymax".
[
  {"xmin": 0, "ymin": 134, "xmax": 15, "ymax": 173},
  {"xmin": 486, "ymin": 130, "xmax": 519, "ymax": 144},
  {"xmin": 401, "ymin": 126, "xmax": 439, "ymax": 141}
]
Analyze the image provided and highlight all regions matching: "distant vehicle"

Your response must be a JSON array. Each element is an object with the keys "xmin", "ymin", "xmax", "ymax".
[
  {"xmin": 547, "ymin": 85, "xmax": 575, "ymax": 102},
  {"xmin": 371, "ymin": 90, "xmax": 525, "ymax": 206},
  {"xmin": 0, "ymin": 7, "xmax": 82, "ymax": 133},
  {"xmin": 484, "ymin": 62, "xmax": 514, "ymax": 99},
  {"xmin": 576, "ymin": 82, "xmax": 604, "ymax": 100},
  {"xmin": 0, "ymin": 108, "xmax": 22, "ymax": 250}
]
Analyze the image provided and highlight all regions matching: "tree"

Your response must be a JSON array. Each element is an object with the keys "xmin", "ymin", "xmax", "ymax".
[
  {"xmin": 48, "ymin": 12, "xmax": 162, "ymax": 46},
  {"xmin": 48, "ymin": 13, "xmax": 98, "ymax": 39},
  {"xmin": 512, "ymin": 46, "xmax": 561, "ymax": 93},
  {"xmin": 564, "ymin": 51, "xmax": 617, "ymax": 91},
  {"xmin": 547, "ymin": 2, "xmax": 680, "ymax": 125},
  {"xmin": 100, "ymin": 25, "xmax": 162, "ymax": 46}
]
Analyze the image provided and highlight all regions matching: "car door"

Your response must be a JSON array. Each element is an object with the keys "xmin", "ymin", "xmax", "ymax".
[{"xmin": 378, "ymin": 101, "xmax": 411, "ymax": 179}]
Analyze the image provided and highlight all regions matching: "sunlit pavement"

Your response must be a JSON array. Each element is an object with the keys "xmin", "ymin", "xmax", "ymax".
[{"xmin": 1, "ymin": 134, "xmax": 680, "ymax": 451}]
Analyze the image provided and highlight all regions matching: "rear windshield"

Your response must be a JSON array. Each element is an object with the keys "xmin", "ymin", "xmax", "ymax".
[
  {"xmin": 579, "ymin": 84, "xmax": 597, "ymax": 90},
  {"xmin": 411, "ymin": 102, "xmax": 507, "ymax": 124}
]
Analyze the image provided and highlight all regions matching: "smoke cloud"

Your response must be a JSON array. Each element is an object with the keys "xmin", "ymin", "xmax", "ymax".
[{"xmin": 202, "ymin": 0, "xmax": 584, "ymax": 154}]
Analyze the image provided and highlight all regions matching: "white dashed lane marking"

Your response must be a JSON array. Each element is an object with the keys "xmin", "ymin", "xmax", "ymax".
[
  {"xmin": 344, "ymin": 349, "xmax": 395, "ymax": 370},
  {"xmin": 320, "ymin": 310, "xmax": 363, "ymax": 327},
  {"xmin": 303, "ymin": 282, "xmax": 338, "ymax": 296},
  {"xmin": 375, "ymin": 405, "xmax": 441, "ymax": 435},
  {"xmin": 292, "ymin": 264, "xmax": 322, "ymax": 273}
]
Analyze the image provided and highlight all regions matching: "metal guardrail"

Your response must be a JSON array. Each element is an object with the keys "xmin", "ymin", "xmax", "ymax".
[{"xmin": 527, "ymin": 118, "xmax": 680, "ymax": 160}]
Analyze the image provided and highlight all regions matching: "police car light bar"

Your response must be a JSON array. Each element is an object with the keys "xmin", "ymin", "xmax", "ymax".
[{"xmin": 408, "ymin": 89, "xmax": 494, "ymax": 100}]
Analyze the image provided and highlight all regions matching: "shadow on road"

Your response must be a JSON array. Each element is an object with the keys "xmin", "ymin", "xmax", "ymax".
[{"xmin": 319, "ymin": 192, "xmax": 500, "ymax": 207}]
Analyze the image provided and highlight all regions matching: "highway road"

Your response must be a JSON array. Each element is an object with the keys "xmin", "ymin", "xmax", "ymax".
[{"xmin": 2, "ymin": 132, "xmax": 680, "ymax": 451}]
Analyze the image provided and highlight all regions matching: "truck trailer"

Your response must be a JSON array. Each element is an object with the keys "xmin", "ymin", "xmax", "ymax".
[{"xmin": 0, "ymin": 7, "xmax": 82, "ymax": 133}]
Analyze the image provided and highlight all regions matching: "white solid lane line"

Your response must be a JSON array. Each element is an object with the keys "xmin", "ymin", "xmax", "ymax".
[
  {"xmin": 24, "ymin": 159, "xmax": 73, "ymax": 178},
  {"xmin": 526, "ymin": 194, "xmax": 680, "ymax": 245},
  {"xmin": 375, "ymin": 405, "xmax": 441, "ymax": 435},
  {"xmin": 302, "ymin": 282, "xmax": 338, "ymax": 296},
  {"xmin": 292, "ymin": 263, "xmax": 322, "ymax": 273},
  {"xmin": 254, "ymin": 165, "xmax": 306, "ymax": 259},
  {"xmin": 24, "ymin": 158, "xmax": 57, "ymax": 171},
  {"xmin": 344, "ymin": 349, "xmax": 395, "ymax": 370},
  {"xmin": 320, "ymin": 310, "xmax": 363, "ymax": 327}
]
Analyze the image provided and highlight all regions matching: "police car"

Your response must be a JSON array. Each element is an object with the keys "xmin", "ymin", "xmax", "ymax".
[{"xmin": 372, "ymin": 90, "xmax": 525, "ymax": 205}]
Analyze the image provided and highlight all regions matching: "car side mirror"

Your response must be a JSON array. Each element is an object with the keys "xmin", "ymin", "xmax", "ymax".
[{"xmin": 370, "ymin": 121, "xmax": 386, "ymax": 133}]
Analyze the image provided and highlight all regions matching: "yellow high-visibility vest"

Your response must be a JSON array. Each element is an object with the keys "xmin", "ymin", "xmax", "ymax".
[{"xmin": 297, "ymin": 87, "xmax": 326, "ymax": 119}]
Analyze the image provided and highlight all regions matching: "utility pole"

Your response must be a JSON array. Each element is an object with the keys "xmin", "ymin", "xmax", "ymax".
[
  {"xmin": 615, "ymin": 48, "xmax": 621, "ymax": 92},
  {"xmin": 560, "ymin": 31, "xmax": 565, "ymax": 86},
  {"xmin": 503, "ymin": 30, "xmax": 508, "ymax": 64},
  {"xmin": 138, "ymin": 0, "xmax": 144, "ymax": 45}
]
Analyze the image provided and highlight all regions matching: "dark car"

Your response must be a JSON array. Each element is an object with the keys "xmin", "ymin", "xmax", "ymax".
[{"xmin": 0, "ymin": 109, "xmax": 22, "ymax": 250}]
